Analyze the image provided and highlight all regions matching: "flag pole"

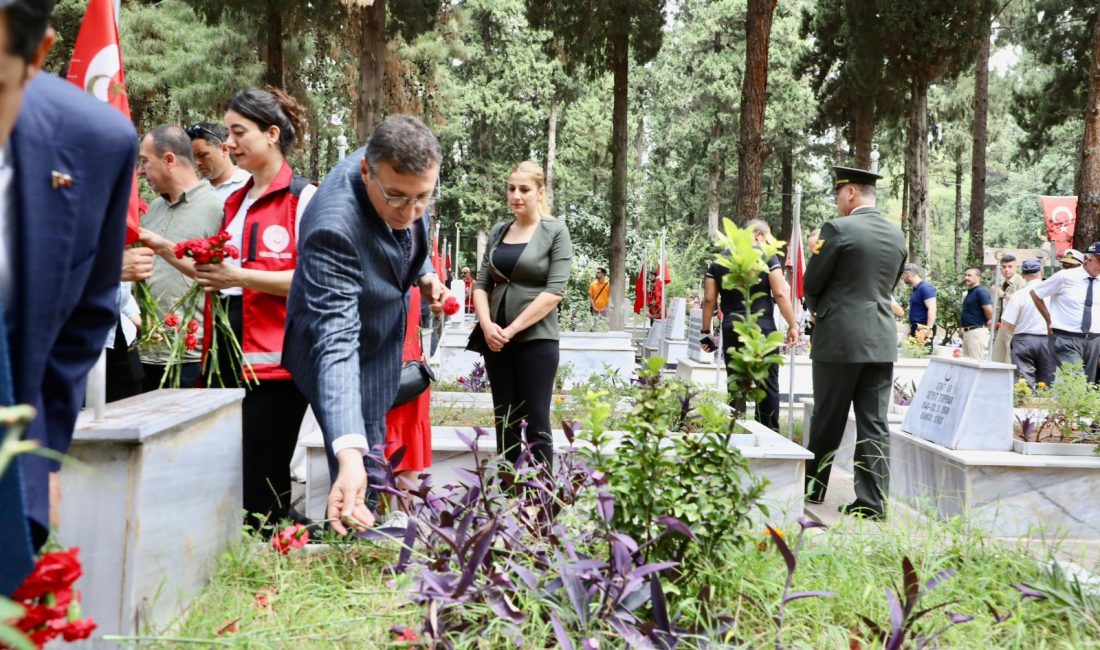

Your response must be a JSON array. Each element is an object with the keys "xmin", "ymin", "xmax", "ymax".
[
  {"xmin": 787, "ymin": 183, "xmax": 803, "ymax": 440},
  {"xmin": 659, "ymin": 228, "xmax": 667, "ymax": 320}
]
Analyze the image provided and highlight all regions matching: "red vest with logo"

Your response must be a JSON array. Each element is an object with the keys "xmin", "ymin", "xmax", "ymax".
[{"xmin": 204, "ymin": 162, "xmax": 311, "ymax": 382}]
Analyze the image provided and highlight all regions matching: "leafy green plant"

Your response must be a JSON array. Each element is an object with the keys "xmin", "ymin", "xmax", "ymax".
[
  {"xmin": 1044, "ymin": 363, "xmax": 1100, "ymax": 441},
  {"xmin": 712, "ymin": 218, "xmax": 787, "ymax": 425},
  {"xmin": 902, "ymin": 336, "xmax": 932, "ymax": 359}
]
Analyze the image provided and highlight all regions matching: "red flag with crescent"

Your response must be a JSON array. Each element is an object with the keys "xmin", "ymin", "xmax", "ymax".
[
  {"xmin": 66, "ymin": 0, "xmax": 141, "ymax": 245},
  {"xmin": 1040, "ymin": 196, "xmax": 1077, "ymax": 257}
]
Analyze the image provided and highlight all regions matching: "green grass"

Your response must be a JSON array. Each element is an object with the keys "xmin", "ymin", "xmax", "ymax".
[
  {"xmin": 142, "ymin": 516, "xmax": 1099, "ymax": 648},
  {"xmin": 137, "ymin": 541, "xmax": 418, "ymax": 648}
]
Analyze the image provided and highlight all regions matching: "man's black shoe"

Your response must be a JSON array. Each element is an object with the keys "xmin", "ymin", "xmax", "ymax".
[{"xmin": 838, "ymin": 503, "xmax": 884, "ymax": 521}]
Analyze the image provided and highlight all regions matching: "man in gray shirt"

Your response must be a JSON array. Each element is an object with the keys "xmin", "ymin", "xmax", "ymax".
[{"xmin": 136, "ymin": 125, "xmax": 224, "ymax": 389}]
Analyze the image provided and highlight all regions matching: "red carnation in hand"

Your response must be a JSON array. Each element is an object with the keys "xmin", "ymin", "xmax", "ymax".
[
  {"xmin": 271, "ymin": 524, "xmax": 309, "ymax": 554},
  {"xmin": 223, "ymin": 244, "xmax": 240, "ymax": 260},
  {"xmin": 442, "ymin": 295, "xmax": 460, "ymax": 316},
  {"xmin": 164, "ymin": 312, "xmax": 180, "ymax": 329}
]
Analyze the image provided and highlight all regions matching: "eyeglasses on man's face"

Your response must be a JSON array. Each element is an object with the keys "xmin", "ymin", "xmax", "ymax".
[
  {"xmin": 370, "ymin": 174, "xmax": 438, "ymax": 210},
  {"xmin": 186, "ymin": 124, "xmax": 223, "ymax": 144}
]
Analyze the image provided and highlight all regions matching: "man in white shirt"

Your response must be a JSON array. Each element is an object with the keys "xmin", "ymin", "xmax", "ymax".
[
  {"xmin": 1031, "ymin": 241, "xmax": 1100, "ymax": 382},
  {"xmin": 186, "ymin": 122, "xmax": 250, "ymax": 202},
  {"xmin": 1002, "ymin": 258, "xmax": 1055, "ymax": 388}
]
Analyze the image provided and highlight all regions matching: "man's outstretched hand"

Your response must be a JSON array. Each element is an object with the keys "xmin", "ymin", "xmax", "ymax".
[{"xmin": 328, "ymin": 449, "xmax": 376, "ymax": 536}]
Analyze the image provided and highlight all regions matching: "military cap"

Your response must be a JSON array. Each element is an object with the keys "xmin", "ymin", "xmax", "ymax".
[
  {"xmin": 833, "ymin": 166, "xmax": 882, "ymax": 189},
  {"xmin": 1062, "ymin": 249, "xmax": 1084, "ymax": 266},
  {"xmin": 1086, "ymin": 242, "xmax": 1100, "ymax": 256},
  {"xmin": 1021, "ymin": 258, "xmax": 1042, "ymax": 274}
]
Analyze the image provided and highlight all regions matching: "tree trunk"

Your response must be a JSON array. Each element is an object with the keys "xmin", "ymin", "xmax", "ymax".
[
  {"xmin": 1072, "ymin": 13, "xmax": 1100, "ymax": 250},
  {"xmin": 706, "ymin": 120, "xmax": 722, "ymax": 239},
  {"xmin": 310, "ymin": 120, "xmax": 320, "ymax": 181},
  {"xmin": 546, "ymin": 91, "xmax": 559, "ymax": 213},
  {"xmin": 906, "ymin": 80, "xmax": 931, "ymax": 270},
  {"xmin": 734, "ymin": 0, "xmax": 777, "ymax": 225},
  {"xmin": 968, "ymin": 24, "xmax": 990, "ymax": 268},
  {"xmin": 954, "ymin": 154, "xmax": 964, "ymax": 275},
  {"xmin": 356, "ymin": 0, "xmax": 386, "ymax": 146},
  {"xmin": 780, "ymin": 145, "xmax": 793, "ymax": 252},
  {"xmin": 608, "ymin": 31, "xmax": 629, "ymax": 331},
  {"xmin": 264, "ymin": 0, "xmax": 284, "ymax": 88},
  {"xmin": 850, "ymin": 101, "xmax": 875, "ymax": 169}
]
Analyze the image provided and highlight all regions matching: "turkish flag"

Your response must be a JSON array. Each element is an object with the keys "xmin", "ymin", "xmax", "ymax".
[
  {"xmin": 633, "ymin": 259, "xmax": 647, "ymax": 314},
  {"xmin": 66, "ymin": 0, "xmax": 141, "ymax": 245},
  {"xmin": 1040, "ymin": 196, "xmax": 1077, "ymax": 257},
  {"xmin": 785, "ymin": 225, "xmax": 805, "ymax": 305}
]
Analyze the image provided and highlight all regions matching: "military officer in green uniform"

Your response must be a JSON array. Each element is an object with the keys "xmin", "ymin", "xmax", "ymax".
[{"xmin": 803, "ymin": 167, "xmax": 907, "ymax": 520}]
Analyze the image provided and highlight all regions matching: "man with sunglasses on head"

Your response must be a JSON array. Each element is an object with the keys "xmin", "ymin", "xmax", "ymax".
[
  {"xmin": 284, "ymin": 115, "xmax": 451, "ymax": 537},
  {"xmin": 187, "ymin": 122, "xmax": 250, "ymax": 202}
]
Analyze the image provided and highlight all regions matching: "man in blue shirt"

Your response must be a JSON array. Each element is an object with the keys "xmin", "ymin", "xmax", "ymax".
[
  {"xmin": 960, "ymin": 267, "xmax": 993, "ymax": 360},
  {"xmin": 902, "ymin": 263, "xmax": 936, "ymax": 351}
]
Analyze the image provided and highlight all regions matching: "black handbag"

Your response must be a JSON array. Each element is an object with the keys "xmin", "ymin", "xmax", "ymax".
[
  {"xmin": 392, "ymin": 360, "xmax": 435, "ymax": 407},
  {"xmin": 466, "ymin": 325, "xmax": 490, "ymax": 355}
]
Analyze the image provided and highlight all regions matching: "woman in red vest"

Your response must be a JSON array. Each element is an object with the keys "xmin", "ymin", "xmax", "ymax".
[{"xmin": 196, "ymin": 87, "xmax": 317, "ymax": 528}]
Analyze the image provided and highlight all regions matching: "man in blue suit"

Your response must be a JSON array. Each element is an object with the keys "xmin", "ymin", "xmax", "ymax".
[
  {"xmin": 284, "ymin": 115, "xmax": 449, "ymax": 535},
  {"xmin": 0, "ymin": 0, "xmax": 135, "ymax": 594}
]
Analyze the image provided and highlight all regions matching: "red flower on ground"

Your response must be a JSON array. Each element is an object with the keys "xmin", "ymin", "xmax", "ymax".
[
  {"xmin": 392, "ymin": 626, "xmax": 419, "ymax": 642},
  {"xmin": 271, "ymin": 524, "xmax": 310, "ymax": 554},
  {"xmin": 163, "ymin": 312, "xmax": 180, "ymax": 329},
  {"xmin": 13, "ymin": 548, "xmax": 83, "ymax": 601},
  {"xmin": 442, "ymin": 295, "xmax": 460, "ymax": 316},
  {"xmin": 254, "ymin": 590, "xmax": 271, "ymax": 609}
]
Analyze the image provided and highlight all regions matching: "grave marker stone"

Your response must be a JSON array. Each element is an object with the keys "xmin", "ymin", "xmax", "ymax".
[{"xmin": 900, "ymin": 356, "xmax": 1014, "ymax": 450}]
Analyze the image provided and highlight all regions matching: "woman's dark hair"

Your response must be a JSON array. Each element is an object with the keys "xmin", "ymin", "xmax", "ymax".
[
  {"xmin": 3, "ymin": 0, "xmax": 55, "ymax": 62},
  {"xmin": 225, "ymin": 86, "xmax": 306, "ymax": 156}
]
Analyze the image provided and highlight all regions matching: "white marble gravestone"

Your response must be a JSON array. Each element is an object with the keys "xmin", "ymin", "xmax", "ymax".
[
  {"xmin": 662, "ymin": 297, "xmax": 687, "ymax": 340},
  {"xmin": 900, "ymin": 356, "xmax": 1015, "ymax": 450},
  {"xmin": 659, "ymin": 298, "xmax": 688, "ymax": 361},
  {"xmin": 687, "ymin": 308, "xmax": 715, "ymax": 363},
  {"xmin": 59, "ymin": 389, "xmax": 245, "ymax": 648}
]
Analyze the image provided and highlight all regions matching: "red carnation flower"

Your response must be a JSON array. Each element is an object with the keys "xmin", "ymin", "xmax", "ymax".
[
  {"xmin": 187, "ymin": 319, "xmax": 200, "ymax": 334},
  {"xmin": 60, "ymin": 618, "xmax": 97, "ymax": 642},
  {"xmin": 184, "ymin": 334, "xmax": 199, "ymax": 351},
  {"xmin": 13, "ymin": 548, "xmax": 83, "ymax": 601},
  {"xmin": 271, "ymin": 524, "xmax": 309, "ymax": 554},
  {"xmin": 164, "ymin": 312, "xmax": 180, "ymax": 328},
  {"xmin": 223, "ymin": 245, "xmax": 240, "ymax": 259},
  {"xmin": 442, "ymin": 295, "xmax": 460, "ymax": 316},
  {"xmin": 953, "ymin": 348, "xmax": 962, "ymax": 358}
]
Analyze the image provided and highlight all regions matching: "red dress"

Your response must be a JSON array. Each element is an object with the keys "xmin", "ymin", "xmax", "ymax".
[{"xmin": 384, "ymin": 288, "xmax": 432, "ymax": 473}]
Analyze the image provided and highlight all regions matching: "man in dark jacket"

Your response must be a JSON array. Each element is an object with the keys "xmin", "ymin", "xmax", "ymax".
[{"xmin": 803, "ymin": 167, "xmax": 907, "ymax": 521}]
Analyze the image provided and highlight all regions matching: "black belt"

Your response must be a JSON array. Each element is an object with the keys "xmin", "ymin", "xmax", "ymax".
[
  {"xmin": 1052, "ymin": 328, "xmax": 1100, "ymax": 341},
  {"xmin": 961, "ymin": 324, "xmax": 986, "ymax": 332}
]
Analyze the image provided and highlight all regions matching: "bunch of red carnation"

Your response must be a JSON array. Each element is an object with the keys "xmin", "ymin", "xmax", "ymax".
[
  {"xmin": 161, "ymin": 314, "xmax": 202, "ymax": 351},
  {"xmin": 9, "ymin": 548, "xmax": 96, "ymax": 647},
  {"xmin": 270, "ymin": 524, "xmax": 309, "ymax": 554},
  {"xmin": 173, "ymin": 231, "xmax": 240, "ymax": 265}
]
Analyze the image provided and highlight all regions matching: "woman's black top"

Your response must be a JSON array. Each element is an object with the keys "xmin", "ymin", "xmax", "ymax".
[
  {"xmin": 492, "ymin": 242, "xmax": 527, "ymax": 278},
  {"xmin": 492, "ymin": 243, "xmax": 527, "ymax": 324}
]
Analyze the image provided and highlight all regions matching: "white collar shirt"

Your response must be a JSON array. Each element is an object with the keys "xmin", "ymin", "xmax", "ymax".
[
  {"xmin": 1001, "ymin": 278, "xmax": 1048, "ymax": 336},
  {"xmin": 1031, "ymin": 266, "xmax": 1100, "ymax": 334}
]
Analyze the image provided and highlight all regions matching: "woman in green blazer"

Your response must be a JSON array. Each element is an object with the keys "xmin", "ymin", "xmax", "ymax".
[{"xmin": 472, "ymin": 161, "xmax": 573, "ymax": 469}]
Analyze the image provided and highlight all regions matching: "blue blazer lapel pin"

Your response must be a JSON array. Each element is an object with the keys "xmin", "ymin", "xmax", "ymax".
[{"xmin": 51, "ymin": 170, "xmax": 73, "ymax": 189}]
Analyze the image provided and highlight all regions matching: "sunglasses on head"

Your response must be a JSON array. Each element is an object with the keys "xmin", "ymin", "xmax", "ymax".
[{"xmin": 186, "ymin": 124, "xmax": 223, "ymax": 143}]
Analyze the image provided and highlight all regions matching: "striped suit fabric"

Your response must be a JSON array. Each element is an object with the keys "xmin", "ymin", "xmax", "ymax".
[{"xmin": 283, "ymin": 148, "xmax": 432, "ymax": 480}]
